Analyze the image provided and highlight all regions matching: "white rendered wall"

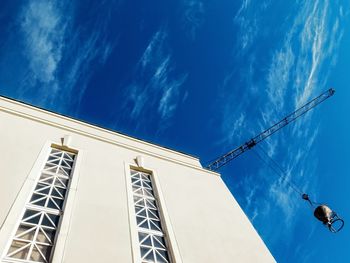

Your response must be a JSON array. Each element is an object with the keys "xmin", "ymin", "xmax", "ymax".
[{"xmin": 0, "ymin": 97, "xmax": 275, "ymax": 263}]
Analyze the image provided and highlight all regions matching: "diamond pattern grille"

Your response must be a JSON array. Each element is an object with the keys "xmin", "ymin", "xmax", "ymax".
[
  {"xmin": 131, "ymin": 169, "xmax": 170, "ymax": 263},
  {"xmin": 6, "ymin": 148, "xmax": 75, "ymax": 263}
]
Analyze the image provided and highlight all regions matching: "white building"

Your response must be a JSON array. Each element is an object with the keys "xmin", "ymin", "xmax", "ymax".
[{"xmin": 0, "ymin": 96, "xmax": 275, "ymax": 263}]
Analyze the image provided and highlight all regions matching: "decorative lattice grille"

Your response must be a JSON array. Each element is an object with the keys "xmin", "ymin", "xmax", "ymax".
[
  {"xmin": 6, "ymin": 148, "xmax": 75, "ymax": 263},
  {"xmin": 130, "ymin": 169, "xmax": 171, "ymax": 263}
]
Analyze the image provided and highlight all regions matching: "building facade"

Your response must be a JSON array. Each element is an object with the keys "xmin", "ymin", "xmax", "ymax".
[{"xmin": 0, "ymin": 97, "xmax": 275, "ymax": 263}]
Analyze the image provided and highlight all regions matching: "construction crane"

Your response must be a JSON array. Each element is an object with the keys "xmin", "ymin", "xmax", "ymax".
[
  {"xmin": 206, "ymin": 88, "xmax": 344, "ymax": 233},
  {"xmin": 206, "ymin": 88, "xmax": 335, "ymax": 171}
]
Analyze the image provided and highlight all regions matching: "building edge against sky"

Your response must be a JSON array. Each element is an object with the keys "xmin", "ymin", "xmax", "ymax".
[{"xmin": 0, "ymin": 96, "xmax": 275, "ymax": 263}]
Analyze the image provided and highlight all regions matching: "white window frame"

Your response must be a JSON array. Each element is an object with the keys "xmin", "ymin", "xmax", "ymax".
[
  {"xmin": 0, "ymin": 141, "xmax": 83, "ymax": 263},
  {"xmin": 124, "ymin": 163, "xmax": 182, "ymax": 263}
]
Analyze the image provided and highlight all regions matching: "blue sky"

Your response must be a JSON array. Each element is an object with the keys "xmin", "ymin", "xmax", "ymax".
[{"xmin": 1, "ymin": 0, "xmax": 349, "ymax": 262}]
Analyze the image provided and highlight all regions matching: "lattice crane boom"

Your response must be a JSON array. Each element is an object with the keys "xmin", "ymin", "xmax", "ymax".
[{"xmin": 207, "ymin": 88, "xmax": 335, "ymax": 171}]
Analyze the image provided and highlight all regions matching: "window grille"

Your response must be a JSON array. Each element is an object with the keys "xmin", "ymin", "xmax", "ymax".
[
  {"xmin": 5, "ymin": 148, "xmax": 76, "ymax": 262},
  {"xmin": 130, "ymin": 169, "xmax": 171, "ymax": 263}
]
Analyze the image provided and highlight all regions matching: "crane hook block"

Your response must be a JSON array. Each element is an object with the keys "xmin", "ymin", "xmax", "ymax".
[
  {"xmin": 302, "ymin": 194, "xmax": 310, "ymax": 201},
  {"xmin": 301, "ymin": 193, "xmax": 313, "ymax": 206},
  {"xmin": 313, "ymin": 205, "xmax": 344, "ymax": 233}
]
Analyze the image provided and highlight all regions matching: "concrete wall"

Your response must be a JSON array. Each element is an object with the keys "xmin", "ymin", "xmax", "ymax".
[{"xmin": 0, "ymin": 97, "xmax": 275, "ymax": 263}]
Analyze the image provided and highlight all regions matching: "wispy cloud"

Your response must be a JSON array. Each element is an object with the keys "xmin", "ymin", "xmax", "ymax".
[
  {"xmin": 258, "ymin": 0, "xmax": 344, "ymax": 229},
  {"xmin": 216, "ymin": 0, "xmax": 272, "ymax": 147},
  {"xmin": 182, "ymin": 0, "xmax": 205, "ymax": 40},
  {"xmin": 293, "ymin": 0, "xmax": 343, "ymax": 108},
  {"xmin": 16, "ymin": 0, "xmax": 116, "ymax": 108},
  {"xmin": 221, "ymin": 112, "xmax": 246, "ymax": 144},
  {"xmin": 220, "ymin": 0, "xmax": 344, "ymax": 239},
  {"xmin": 140, "ymin": 30, "xmax": 165, "ymax": 68},
  {"xmin": 261, "ymin": 0, "xmax": 343, "ymax": 141},
  {"xmin": 269, "ymin": 173, "xmax": 297, "ymax": 224},
  {"xmin": 266, "ymin": 45, "xmax": 294, "ymax": 115},
  {"xmin": 233, "ymin": 0, "xmax": 270, "ymax": 54},
  {"xmin": 123, "ymin": 29, "xmax": 187, "ymax": 129},
  {"xmin": 158, "ymin": 75, "xmax": 187, "ymax": 120},
  {"xmin": 20, "ymin": 0, "xmax": 66, "ymax": 92},
  {"xmin": 234, "ymin": 0, "xmax": 256, "ymax": 52},
  {"xmin": 61, "ymin": 29, "xmax": 116, "ymax": 112}
]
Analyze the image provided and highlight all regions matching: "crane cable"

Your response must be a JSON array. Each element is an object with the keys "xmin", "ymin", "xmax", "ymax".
[
  {"xmin": 252, "ymin": 144, "xmax": 347, "ymax": 234},
  {"xmin": 251, "ymin": 144, "xmax": 304, "ymax": 196},
  {"xmin": 253, "ymin": 145, "xmax": 323, "ymax": 207}
]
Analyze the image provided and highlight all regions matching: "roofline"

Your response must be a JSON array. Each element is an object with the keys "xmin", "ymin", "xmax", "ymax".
[{"xmin": 0, "ymin": 94, "xmax": 200, "ymax": 160}]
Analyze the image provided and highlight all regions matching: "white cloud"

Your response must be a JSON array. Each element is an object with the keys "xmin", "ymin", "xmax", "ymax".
[
  {"xmin": 140, "ymin": 30, "xmax": 166, "ymax": 69},
  {"xmin": 63, "ymin": 30, "xmax": 115, "ymax": 111},
  {"xmin": 263, "ymin": 0, "xmax": 342, "ymax": 136},
  {"xmin": 266, "ymin": 46, "xmax": 295, "ymax": 114},
  {"xmin": 232, "ymin": 174, "xmax": 260, "ymax": 221},
  {"xmin": 20, "ymin": 0, "xmax": 66, "ymax": 85},
  {"xmin": 100, "ymin": 41, "xmax": 115, "ymax": 64},
  {"xmin": 295, "ymin": 1, "xmax": 329, "ymax": 106},
  {"xmin": 124, "ymin": 29, "xmax": 187, "ymax": 126},
  {"xmin": 217, "ymin": 0, "xmax": 272, "ymax": 146},
  {"xmin": 233, "ymin": 0, "xmax": 271, "ymax": 54},
  {"xmin": 287, "ymin": 1, "xmax": 343, "ymax": 111},
  {"xmin": 182, "ymin": 0, "xmax": 205, "ymax": 40},
  {"xmin": 269, "ymin": 179, "xmax": 296, "ymax": 224},
  {"xmin": 152, "ymin": 56, "xmax": 171, "ymax": 86},
  {"xmin": 18, "ymin": 0, "xmax": 115, "ymax": 107},
  {"xmin": 158, "ymin": 75, "xmax": 187, "ymax": 120},
  {"xmin": 233, "ymin": 113, "xmax": 246, "ymax": 135},
  {"xmin": 260, "ymin": 0, "xmax": 343, "ymax": 226},
  {"xmin": 129, "ymin": 84, "xmax": 148, "ymax": 119},
  {"xmin": 221, "ymin": 0, "xmax": 345, "ymax": 234},
  {"xmin": 182, "ymin": 90, "xmax": 189, "ymax": 103},
  {"xmin": 222, "ymin": 112, "xmax": 246, "ymax": 144},
  {"xmin": 234, "ymin": 0, "xmax": 256, "ymax": 52}
]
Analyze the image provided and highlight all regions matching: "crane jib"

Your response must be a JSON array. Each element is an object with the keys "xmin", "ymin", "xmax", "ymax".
[{"xmin": 206, "ymin": 88, "xmax": 335, "ymax": 171}]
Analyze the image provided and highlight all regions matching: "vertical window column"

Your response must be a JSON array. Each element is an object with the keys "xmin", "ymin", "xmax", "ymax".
[
  {"xmin": 130, "ymin": 169, "xmax": 171, "ymax": 263},
  {"xmin": 5, "ymin": 148, "xmax": 76, "ymax": 263}
]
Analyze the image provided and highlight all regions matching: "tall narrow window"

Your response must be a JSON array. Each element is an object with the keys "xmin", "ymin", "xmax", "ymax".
[
  {"xmin": 130, "ymin": 169, "xmax": 171, "ymax": 263},
  {"xmin": 5, "ymin": 147, "xmax": 76, "ymax": 263}
]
